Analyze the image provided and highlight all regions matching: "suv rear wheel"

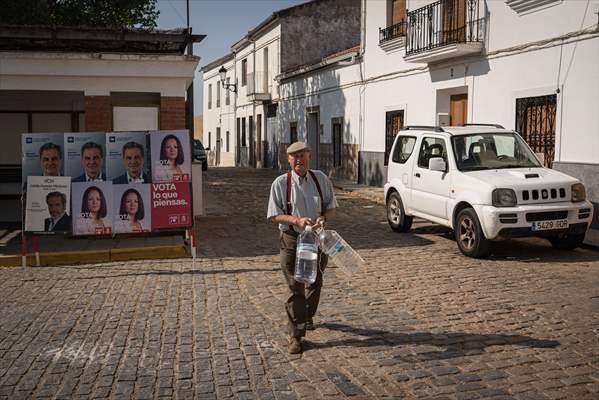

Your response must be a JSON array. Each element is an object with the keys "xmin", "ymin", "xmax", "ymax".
[
  {"xmin": 548, "ymin": 233, "xmax": 585, "ymax": 250},
  {"xmin": 455, "ymin": 208, "xmax": 490, "ymax": 258},
  {"xmin": 387, "ymin": 192, "xmax": 413, "ymax": 232}
]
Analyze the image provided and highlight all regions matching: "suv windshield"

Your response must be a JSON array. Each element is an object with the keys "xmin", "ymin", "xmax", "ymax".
[{"xmin": 451, "ymin": 133, "xmax": 541, "ymax": 171}]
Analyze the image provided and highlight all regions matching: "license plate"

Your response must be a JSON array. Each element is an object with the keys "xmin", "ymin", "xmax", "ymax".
[{"xmin": 531, "ymin": 219, "xmax": 569, "ymax": 231}]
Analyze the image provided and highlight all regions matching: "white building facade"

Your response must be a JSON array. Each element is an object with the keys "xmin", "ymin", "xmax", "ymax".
[
  {"xmin": 204, "ymin": 0, "xmax": 598, "ymax": 243},
  {"xmin": 0, "ymin": 27, "xmax": 201, "ymax": 223},
  {"xmin": 202, "ymin": 0, "xmax": 362, "ymax": 174},
  {"xmin": 202, "ymin": 23, "xmax": 282, "ymax": 168},
  {"xmin": 360, "ymin": 0, "xmax": 598, "ymax": 241}
]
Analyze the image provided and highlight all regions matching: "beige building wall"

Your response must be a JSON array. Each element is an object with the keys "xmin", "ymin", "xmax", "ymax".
[{"xmin": 193, "ymin": 115, "xmax": 204, "ymax": 141}]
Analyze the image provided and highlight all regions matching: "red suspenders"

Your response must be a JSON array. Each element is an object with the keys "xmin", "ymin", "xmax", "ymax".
[{"xmin": 286, "ymin": 170, "xmax": 324, "ymax": 216}]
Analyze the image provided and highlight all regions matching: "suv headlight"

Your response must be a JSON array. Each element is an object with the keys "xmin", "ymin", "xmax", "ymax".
[
  {"xmin": 571, "ymin": 183, "xmax": 586, "ymax": 202},
  {"xmin": 492, "ymin": 188, "xmax": 517, "ymax": 207}
]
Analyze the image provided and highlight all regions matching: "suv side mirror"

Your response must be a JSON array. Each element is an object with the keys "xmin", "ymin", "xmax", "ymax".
[{"xmin": 429, "ymin": 157, "xmax": 447, "ymax": 172}]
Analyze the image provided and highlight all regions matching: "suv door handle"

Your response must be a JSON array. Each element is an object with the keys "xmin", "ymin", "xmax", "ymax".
[{"xmin": 414, "ymin": 173, "xmax": 421, "ymax": 178}]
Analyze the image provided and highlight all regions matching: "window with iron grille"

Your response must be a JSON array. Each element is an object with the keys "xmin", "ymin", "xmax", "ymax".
[
  {"xmin": 515, "ymin": 94, "xmax": 556, "ymax": 168},
  {"xmin": 242, "ymin": 117, "xmax": 247, "ymax": 147},
  {"xmin": 225, "ymin": 78, "xmax": 230, "ymax": 105},
  {"xmin": 241, "ymin": 59, "xmax": 247, "ymax": 86},
  {"xmin": 289, "ymin": 122, "xmax": 298, "ymax": 143},
  {"xmin": 216, "ymin": 81, "xmax": 220, "ymax": 108},
  {"xmin": 332, "ymin": 118, "xmax": 343, "ymax": 167},
  {"xmin": 385, "ymin": 110, "xmax": 404, "ymax": 165}
]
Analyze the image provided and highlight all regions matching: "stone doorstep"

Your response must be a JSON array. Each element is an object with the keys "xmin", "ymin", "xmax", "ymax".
[{"xmin": 0, "ymin": 244, "xmax": 188, "ymax": 268}]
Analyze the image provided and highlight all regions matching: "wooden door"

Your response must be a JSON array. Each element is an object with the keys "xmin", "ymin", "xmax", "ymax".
[
  {"xmin": 450, "ymin": 94, "xmax": 467, "ymax": 126},
  {"xmin": 391, "ymin": 0, "xmax": 406, "ymax": 25},
  {"xmin": 443, "ymin": 0, "xmax": 466, "ymax": 43}
]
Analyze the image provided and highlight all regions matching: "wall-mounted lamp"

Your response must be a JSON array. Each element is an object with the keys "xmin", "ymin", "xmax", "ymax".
[{"xmin": 218, "ymin": 66, "xmax": 237, "ymax": 94}]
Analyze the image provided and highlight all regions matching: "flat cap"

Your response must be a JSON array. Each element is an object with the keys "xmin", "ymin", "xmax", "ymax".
[{"xmin": 286, "ymin": 141, "xmax": 311, "ymax": 154}]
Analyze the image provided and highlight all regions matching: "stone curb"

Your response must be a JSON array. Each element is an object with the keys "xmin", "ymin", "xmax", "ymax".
[{"xmin": 0, "ymin": 244, "xmax": 188, "ymax": 268}]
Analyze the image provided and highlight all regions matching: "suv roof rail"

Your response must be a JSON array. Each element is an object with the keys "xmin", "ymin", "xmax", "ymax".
[
  {"xmin": 460, "ymin": 123, "xmax": 505, "ymax": 129},
  {"xmin": 403, "ymin": 125, "xmax": 445, "ymax": 132}
]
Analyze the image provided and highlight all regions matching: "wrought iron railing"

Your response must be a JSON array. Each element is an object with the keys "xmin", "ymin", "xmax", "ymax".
[
  {"xmin": 379, "ymin": 21, "xmax": 407, "ymax": 44},
  {"xmin": 406, "ymin": 0, "xmax": 484, "ymax": 56}
]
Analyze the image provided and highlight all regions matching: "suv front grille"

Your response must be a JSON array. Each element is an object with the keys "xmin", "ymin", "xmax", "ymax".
[
  {"xmin": 525, "ymin": 211, "xmax": 568, "ymax": 222},
  {"xmin": 521, "ymin": 187, "xmax": 567, "ymax": 201}
]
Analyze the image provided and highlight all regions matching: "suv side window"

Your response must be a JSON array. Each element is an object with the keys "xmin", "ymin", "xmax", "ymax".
[
  {"xmin": 417, "ymin": 137, "xmax": 447, "ymax": 169},
  {"xmin": 391, "ymin": 136, "xmax": 416, "ymax": 164}
]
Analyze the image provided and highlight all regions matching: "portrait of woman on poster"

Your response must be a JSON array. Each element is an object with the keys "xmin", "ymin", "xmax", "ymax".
[
  {"xmin": 115, "ymin": 188, "xmax": 147, "ymax": 233},
  {"xmin": 155, "ymin": 134, "xmax": 189, "ymax": 181},
  {"xmin": 76, "ymin": 186, "xmax": 110, "ymax": 234}
]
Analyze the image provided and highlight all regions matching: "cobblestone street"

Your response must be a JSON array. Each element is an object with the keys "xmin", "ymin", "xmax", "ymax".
[{"xmin": 1, "ymin": 167, "xmax": 598, "ymax": 399}]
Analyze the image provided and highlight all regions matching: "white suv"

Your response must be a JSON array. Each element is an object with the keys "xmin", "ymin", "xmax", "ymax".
[{"xmin": 384, "ymin": 124, "xmax": 593, "ymax": 258}]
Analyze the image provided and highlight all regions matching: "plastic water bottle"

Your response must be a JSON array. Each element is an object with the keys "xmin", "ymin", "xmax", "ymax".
[
  {"xmin": 317, "ymin": 228, "xmax": 365, "ymax": 275},
  {"xmin": 294, "ymin": 225, "xmax": 319, "ymax": 284}
]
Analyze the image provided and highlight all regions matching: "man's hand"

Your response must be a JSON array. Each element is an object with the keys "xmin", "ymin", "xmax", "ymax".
[
  {"xmin": 295, "ymin": 216, "xmax": 314, "ymax": 230},
  {"xmin": 315, "ymin": 216, "xmax": 326, "ymax": 228}
]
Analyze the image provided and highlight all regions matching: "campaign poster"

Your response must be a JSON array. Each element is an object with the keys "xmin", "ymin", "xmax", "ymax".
[
  {"xmin": 107, "ymin": 132, "xmax": 151, "ymax": 184},
  {"xmin": 71, "ymin": 182, "xmax": 113, "ymax": 236},
  {"xmin": 113, "ymin": 184, "xmax": 152, "ymax": 234},
  {"xmin": 24, "ymin": 176, "xmax": 71, "ymax": 233},
  {"xmin": 150, "ymin": 130, "xmax": 191, "ymax": 183},
  {"xmin": 21, "ymin": 133, "xmax": 65, "ymax": 189},
  {"xmin": 151, "ymin": 182, "xmax": 192, "ymax": 229},
  {"xmin": 65, "ymin": 132, "xmax": 107, "ymax": 182}
]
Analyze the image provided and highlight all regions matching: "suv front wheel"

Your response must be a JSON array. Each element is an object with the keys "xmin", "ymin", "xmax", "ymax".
[
  {"xmin": 387, "ymin": 192, "xmax": 413, "ymax": 232},
  {"xmin": 455, "ymin": 208, "xmax": 490, "ymax": 258}
]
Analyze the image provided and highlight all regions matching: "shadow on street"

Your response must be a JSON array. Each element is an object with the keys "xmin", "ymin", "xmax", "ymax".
[{"xmin": 309, "ymin": 322, "xmax": 560, "ymax": 361}]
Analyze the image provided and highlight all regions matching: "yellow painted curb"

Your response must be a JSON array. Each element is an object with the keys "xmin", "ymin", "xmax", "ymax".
[
  {"xmin": 110, "ymin": 245, "xmax": 187, "ymax": 261},
  {"xmin": 0, "ymin": 245, "xmax": 188, "ymax": 268}
]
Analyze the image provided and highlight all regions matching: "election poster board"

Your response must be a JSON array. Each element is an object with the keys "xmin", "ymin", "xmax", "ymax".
[
  {"xmin": 150, "ymin": 130, "xmax": 191, "ymax": 183},
  {"xmin": 22, "ymin": 130, "xmax": 192, "ymax": 238},
  {"xmin": 21, "ymin": 133, "xmax": 65, "ymax": 189},
  {"xmin": 24, "ymin": 176, "xmax": 71, "ymax": 233},
  {"xmin": 106, "ymin": 132, "xmax": 151, "ymax": 184},
  {"xmin": 151, "ymin": 182, "xmax": 192, "ymax": 229},
  {"xmin": 65, "ymin": 132, "xmax": 107, "ymax": 182},
  {"xmin": 113, "ymin": 184, "xmax": 152, "ymax": 233},
  {"xmin": 71, "ymin": 182, "xmax": 113, "ymax": 236}
]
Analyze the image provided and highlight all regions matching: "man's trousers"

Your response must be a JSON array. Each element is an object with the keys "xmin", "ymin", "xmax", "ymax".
[{"xmin": 279, "ymin": 230, "xmax": 328, "ymax": 338}]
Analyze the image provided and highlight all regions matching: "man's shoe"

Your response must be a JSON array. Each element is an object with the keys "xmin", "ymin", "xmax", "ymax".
[
  {"xmin": 306, "ymin": 318, "xmax": 315, "ymax": 331},
  {"xmin": 287, "ymin": 336, "xmax": 302, "ymax": 354}
]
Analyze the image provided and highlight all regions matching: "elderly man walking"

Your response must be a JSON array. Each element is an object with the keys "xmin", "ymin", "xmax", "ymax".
[{"xmin": 267, "ymin": 141, "xmax": 338, "ymax": 354}]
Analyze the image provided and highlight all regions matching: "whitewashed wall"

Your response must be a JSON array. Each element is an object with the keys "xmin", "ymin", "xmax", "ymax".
[
  {"xmin": 279, "ymin": 61, "xmax": 362, "ymax": 147},
  {"xmin": 202, "ymin": 57, "xmax": 236, "ymax": 166},
  {"xmin": 362, "ymin": 0, "xmax": 599, "ymax": 164}
]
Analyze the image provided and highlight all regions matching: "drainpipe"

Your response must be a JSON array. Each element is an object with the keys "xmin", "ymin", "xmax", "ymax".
[
  {"xmin": 252, "ymin": 39, "xmax": 259, "ymax": 168},
  {"xmin": 358, "ymin": 0, "xmax": 367, "ymax": 183},
  {"xmin": 233, "ymin": 51, "xmax": 239, "ymax": 166}
]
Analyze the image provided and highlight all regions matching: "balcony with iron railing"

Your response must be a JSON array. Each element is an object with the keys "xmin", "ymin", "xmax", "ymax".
[
  {"xmin": 380, "ymin": 20, "xmax": 407, "ymax": 43},
  {"xmin": 246, "ymin": 71, "xmax": 273, "ymax": 102},
  {"xmin": 404, "ymin": 0, "xmax": 484, "ymax": 63}
]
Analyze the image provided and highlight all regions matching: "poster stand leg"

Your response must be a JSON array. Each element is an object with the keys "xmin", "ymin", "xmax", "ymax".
[
  {"xmin": 33, "ymin": 235, "xmax": 40, "ymax": 267},
  {"xmin": 21, "ymin": 232, "xmax": 27, "ymax": 272},
  {"xmin": 190, "ymin": 227, "xmax": 196, "ymax": 271}
]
